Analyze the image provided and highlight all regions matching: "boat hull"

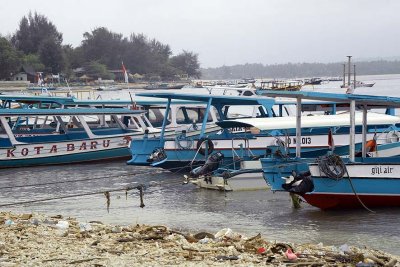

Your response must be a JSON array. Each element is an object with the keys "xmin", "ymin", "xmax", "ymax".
[
  {"xmin": 305, "ymin": 160, "xmax": 400, "ymax": 209},
  {"xmin": 0, "ymin": 135, "xmax": 132, "ymax": 168},
  {"xmin": 191, "ymin": 172, "xmax": 267, "ymax": 191},
  {"xmin": 0, "ymin": 147, "xmax": 129, "ymax": 168},
  {"xmin": 301, "ymin": 193, "xmax": 400, "ymax": 209},
  {"xmin": 261, "ymin": 156, "xmax": 400, "ymax": 209},
  {"xmin": 129, "ymin": 132, "xmax": 377, "ymax": 169}
]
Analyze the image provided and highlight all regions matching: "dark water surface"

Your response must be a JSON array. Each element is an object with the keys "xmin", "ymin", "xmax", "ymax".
[
  {"xmin": 1, "ymin": 74, "xmax": 400, "ymax": 255},
  {"xmin": 1, "ymin": 161, "xmax": 400, "ymax": 256}
]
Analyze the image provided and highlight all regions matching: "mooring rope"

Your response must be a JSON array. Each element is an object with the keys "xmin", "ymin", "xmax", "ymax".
[
  {"xmin": 0, "ymin": 185, "xmax": 145, "ymax": 208},
  {"xmin": 318, "ymin": 154, "xmax": 374, "ymax": 213},
  {"xmin": 0, "ymin": 172, "xmax": 141, "ymax": 190}
]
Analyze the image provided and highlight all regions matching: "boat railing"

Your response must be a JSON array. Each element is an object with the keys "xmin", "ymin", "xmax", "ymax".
[
  {"xmin": 204, "ymin": 86, "xmax": 256, "ymax": 97},
  {"xmin": 230, "ymin": 137, "xmax": 254, "ymax": 169}
]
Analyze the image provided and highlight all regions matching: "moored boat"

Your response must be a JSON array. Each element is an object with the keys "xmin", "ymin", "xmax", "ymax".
[
  {"xmin": 259, "ymin": 90, "xmax": 400, "ymax": 210},
  {"xmin": 0, "ymin": 108, "xmax": 144, "ymax": 168}
]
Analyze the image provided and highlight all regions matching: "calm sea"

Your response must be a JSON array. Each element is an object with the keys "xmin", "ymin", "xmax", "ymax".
[{"xmin": 1, "ymin": 74, "xmax": 400, "ymax": 255}]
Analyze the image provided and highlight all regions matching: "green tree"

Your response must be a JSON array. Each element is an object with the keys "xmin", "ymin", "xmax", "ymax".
[
  {"xmin": 22, "ymin": 54, "xmax": 45, "ymax": 71},
  {"xmin": 0, "ymin": 37, "xmax": 21, "ymax": 79},
  {"xmin": 12, "ymin": 12, "xmax": 64, "ymax": 73},
  {"xmin": 85, "ymin": 61, "xmax": 115, "ymax": 80},
  {"xmin": 12, "ymin": 12, "xmax": 63, "ymax": 54},
  {"xmin": 38, "ymin": 38, "xmax": 64, "ymax": 73},
  {"xmin": 81, "ymin": 27, "xmax": 128, "ymax": 68},
  {"xmin": 170, "ymin": 50, "xmax": 201, "ymax": 78}
]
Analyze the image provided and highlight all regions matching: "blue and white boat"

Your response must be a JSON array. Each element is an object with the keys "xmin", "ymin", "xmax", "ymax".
[
  {"xmin": 127, "ymin": 92, "xmax": 400, "ymax": 174},
  {"xmin": 127, "ymin": 92, "xmax": 279, "ymax": 170},
  {"xmin": 188, "ymin": 112, "xmax": 400, "ymax": 191},
  {"xmin": 0, "ymin": 108, "xmax": 145, "ymax": 168},
  {"xmin": 259, "ymin": 90, "xmax": 400, "ymax": 209}
]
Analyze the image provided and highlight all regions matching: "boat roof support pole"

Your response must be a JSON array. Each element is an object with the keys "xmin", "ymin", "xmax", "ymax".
[
  {"xmin": 111, "ymin": 115, "xmax": 127, "ymax": 130},
  {"xmin": 160, "ymin": 98, "xmax": 171, "ymax": 140},
  {"xmin": 200, "ymin": 97, "xmax": 213, "ymax": 139},
  {"xmin": 132, "ymin": 115, "xmax": 146, "ymax": 131},
  {"xmin": 349, "ymin": 100, "xmax": 356, "ymax": 162},
  {"xmin": 362, "ymin": 104, "xmax": 367, "ymax": 158},
  {"xmin": 296, "ymin": 96, "xmax": 301, "ymax": 158},
  {"xmin": 55, "ymin": 116, "xmax": 68, "ymax": 133},
  {"xmin": 77, "ymin": 115, "xmax": 96, "ymax": 139},
  {"xmin": 0, "ymin": 117, "xmax": 21, "ymax": 145}
]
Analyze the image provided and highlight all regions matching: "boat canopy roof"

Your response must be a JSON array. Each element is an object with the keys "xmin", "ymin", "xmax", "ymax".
[
  {"xmin": 0, "ymin": 95, "xmax": 201, "ymax": 106},
  {"xmin": 136, "ymin": 92, "xmax": 276, "ymax": 106},
  {"xmin": 256, "ymin": 90, "xmax": 400, "ymax": 107},
  {"xmin": 0, "ymin": 108, "xmax": 144, "ymax": 116},
  {"xmin": 216, "ymin": 112, "xmax": 400, "ymax": 130},
  {"xmin": 0, "ymin": 95, "xmax": 75, "ymax": 104},
  {"xmin": 72, "ymin": 97, "xmax": 202, "ymax": 106}
]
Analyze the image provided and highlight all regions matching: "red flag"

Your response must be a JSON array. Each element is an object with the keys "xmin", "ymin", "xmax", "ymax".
[
  {"xmin": 122, "ymin": 62, "xmax": 128, "ymax": 83},
  {"xmin": 328, "ymin": 129, "xmax": 334, "ymax": 150}
]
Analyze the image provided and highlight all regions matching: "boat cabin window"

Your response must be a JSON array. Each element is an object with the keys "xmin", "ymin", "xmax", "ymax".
[
  {"xmin": 176, "ymin": 107, "xmax": 213, "ymax": 124},
  {"xmin": 272, "ymin": 105, "xmax": 292, "ymax": 117},
  {"xmin": 145, "ymin": 107, "xmax": 171, "ymax": 127},
  {"xmin": 223, "ymin": 105, "xmax": 270, "ymax": 119}
]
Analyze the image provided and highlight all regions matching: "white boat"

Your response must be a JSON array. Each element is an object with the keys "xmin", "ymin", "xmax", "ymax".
[
  {"xmin": 189, "ymin": 160, "xmax": 266, "ymax": 191},
  {"xmin": 340, "ymin": 81, "xmax": 375, "ymax": 88}
]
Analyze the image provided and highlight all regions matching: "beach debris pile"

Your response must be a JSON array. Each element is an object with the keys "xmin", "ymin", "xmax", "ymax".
[{"xmin": 0, "ymin": 212, "xmax": 399, "ymax": 266}]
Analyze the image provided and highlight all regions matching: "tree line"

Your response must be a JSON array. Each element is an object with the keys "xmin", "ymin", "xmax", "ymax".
[
  {"xmin": 201, "ymin": 61, "xmax": 400, "ymax": 80},
  {"xmin": 0, "ymin": 12, "xmax": 201, "ymax": 81}
]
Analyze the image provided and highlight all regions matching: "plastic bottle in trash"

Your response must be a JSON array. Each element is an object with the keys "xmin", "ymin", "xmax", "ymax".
[
  {"xmin": 56, "ymin": 220, "xmax": 69, "ymax": 229},
  {"xmin": 79, "ymin": 222, "xmax": 92, "ymax": 232},
  {"xmin": 4, "ymin": 219, "xmax": 15, "ymax": 226}
]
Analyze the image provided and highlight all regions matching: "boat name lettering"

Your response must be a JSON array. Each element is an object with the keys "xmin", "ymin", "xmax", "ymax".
[
  {"xmin": 287, "ymin": 137, "xmax": 312, "ymax": 145},
  {"xmin": 6, "ymin": 139, "xmax": 112, "ymax": 158},
  {"xmin": 371, "ymin": 166, "xmax": 394, "ymax": 175},
  {"xmin": 230, "ymin": 127, "xmax": 245, "ymax": 132}
]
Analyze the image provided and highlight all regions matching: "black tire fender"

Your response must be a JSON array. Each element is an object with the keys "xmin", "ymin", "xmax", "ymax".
[{"xmin": 196, "ymin": 138, "xmax": 214, "ymax": 155}]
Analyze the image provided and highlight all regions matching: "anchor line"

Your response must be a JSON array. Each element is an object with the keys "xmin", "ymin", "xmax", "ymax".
[
  {"xmin": 0, "ymin": 172, "xmax": 142, "ymax": 190},
  {"xmin": 318, "ymin": 154, "xmax": 375, "ymax": 213},
  {"xmin": 344, "ymin": 166, "xmax": 375, "ymax": 213},
  {"xmin": 0, "ymin": 185, "xmax": 145, "ymax": 208},
  {"xmin": 0, "ymin": 175, "xmax": 189, "ymax": 208}
]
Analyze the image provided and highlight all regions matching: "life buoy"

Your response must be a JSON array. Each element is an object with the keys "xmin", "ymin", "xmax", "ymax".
[
  {"xmin": 196, "ymin": 138, "xmax": 214, "ymax": 155},
  {"xmin": 386, "ymin": 131, "xmax": 400, "ymax": 143}
]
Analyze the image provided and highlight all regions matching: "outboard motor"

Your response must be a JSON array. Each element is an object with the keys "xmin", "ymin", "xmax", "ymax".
[
  {"xmin": 189, "ymin": 152, "xmax": 224, "ymax": 178},
  {"xmin": 147, "ymin": 148, "xmax": 167, "ymax": 163},
  {"xmin": 282, "ymin": 171, "xmax": 314, "ymax": 194}
]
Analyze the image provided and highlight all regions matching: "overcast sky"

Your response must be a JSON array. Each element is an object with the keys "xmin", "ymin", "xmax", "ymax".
[{"xmin": 1, "ymin": 0, "xmax": 399, "ymax": 68}]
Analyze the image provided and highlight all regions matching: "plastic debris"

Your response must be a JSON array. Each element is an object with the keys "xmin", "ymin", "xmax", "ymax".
[
  {"xmin": 285, "ymin": 248, "xmax": 298, "ymax": 261},
  {"xmin": 55, "ymin": 220, "xmax": 69, "ymax": 229},
  {"xmin": 339, "ymin": 243, "xmax": 351, "ymax": 253},
  {"xmin": 257, "ymin": 247, "xmax": 266, "ymax": 254},
  {"xmin": 79, "ymin": 222, "xmax": 92, "ymax": 232},
  {"xmin": 214, "ymin": 228, "xmax": 241, "ymax": 240},
  {"xmin": 4, "ymin": 219, "xmax": 14, "ymax": 226},
  {"xmin": 0, "ymin": 211, "xmax": 399, "ymax": 266}
]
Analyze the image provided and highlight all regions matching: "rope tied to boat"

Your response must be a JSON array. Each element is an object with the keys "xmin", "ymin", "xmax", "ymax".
[
  {"xmin": 317, "ymin": 154, "xmax": 374, "ymax": 213},
  {"xmin": 317, "ymin": 154, "xmax": 346, "ymax": 180}
]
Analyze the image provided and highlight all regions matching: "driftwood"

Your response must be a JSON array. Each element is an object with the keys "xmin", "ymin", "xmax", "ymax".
[{"xmin": 69, "ymin": 257, "xmax": 107, "ymax": 264}]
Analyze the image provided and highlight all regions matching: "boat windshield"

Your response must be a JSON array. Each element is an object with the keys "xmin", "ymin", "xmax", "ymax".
[{"xmin": 176, "ymin": 107, "xmax": 213, "ymax": 124}]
